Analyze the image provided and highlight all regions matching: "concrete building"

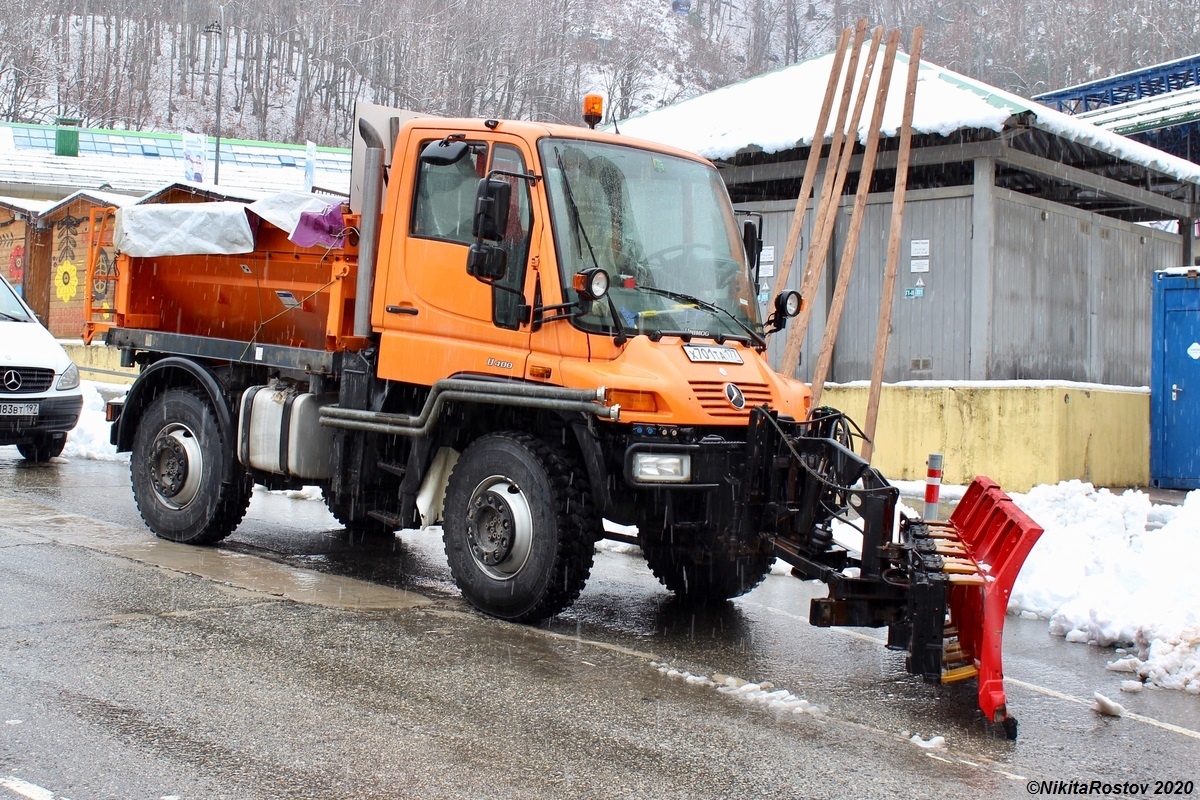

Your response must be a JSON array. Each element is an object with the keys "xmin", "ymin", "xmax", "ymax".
[{"xmin": 616, "ymin": 49, "xmax": 1200, "ymax": 389}]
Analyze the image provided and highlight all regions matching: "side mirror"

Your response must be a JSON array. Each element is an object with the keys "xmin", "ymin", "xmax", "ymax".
[
  {"xmin": 472, "ymin": 178, "xmax": 511, "ymax": 241},
  {"xmin": 742, "ymin": 219, "xmax": 761, "ymax": 271},
  {"xmin": 419, "ymin": 138, "xmax": 469, "ymax": 166},
  {"xmin": 467, "ymin": 242, "xmax": 507, "ymax": 282}
]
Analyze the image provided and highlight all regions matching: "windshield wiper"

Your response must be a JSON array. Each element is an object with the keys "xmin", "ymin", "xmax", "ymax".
[
  {"xmin": 633, "ymin": 285, "xmax": 766, "ymax": 349},
  {"xmin": 550, "ymin": 147, "xmax": 633, "ymax": 345},
  {"xmin": 554, "ymin": 147, "xmax": 602, "ymax": 270},
  {"xmin": 0, "ymin": 310, "xmax": 28, "ymax": 322}
]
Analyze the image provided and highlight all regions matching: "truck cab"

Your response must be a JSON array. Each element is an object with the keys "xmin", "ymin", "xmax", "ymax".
[{"xmin": 373, "ymin": 117, "xmax": 808, "ymax": 424}]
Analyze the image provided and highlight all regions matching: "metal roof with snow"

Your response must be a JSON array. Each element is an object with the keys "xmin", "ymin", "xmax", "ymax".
[
  {"xmin": 1033, "ymin": 54, "xmax": 1200, "ymax": 166},
  {"xmin": 0, "ymin": 122, "xmax": 351, "ymax": 202},
  {"xmin": 616, "ymin": 48, "xmax": 1200, "ymax": 222}
]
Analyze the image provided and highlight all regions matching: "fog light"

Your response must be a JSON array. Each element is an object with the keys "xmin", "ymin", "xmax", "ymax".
[{"xmin": 631, "ymin": 453, "xmax": 691, "ymax": 483}]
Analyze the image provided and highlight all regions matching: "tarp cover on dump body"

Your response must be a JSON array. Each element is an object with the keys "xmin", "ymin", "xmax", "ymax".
[
  {"xmin": 114, "ymin": 201, "xmax": 256, "ymax": 256},
  {"xmin": 114, "ymin": 193, "xmax": 346, "ymax": 257}
]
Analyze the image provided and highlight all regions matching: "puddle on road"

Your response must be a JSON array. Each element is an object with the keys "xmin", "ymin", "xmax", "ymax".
[{"xmin": 0, "ymin": 496, "xmax": 432, "ymax": 612}]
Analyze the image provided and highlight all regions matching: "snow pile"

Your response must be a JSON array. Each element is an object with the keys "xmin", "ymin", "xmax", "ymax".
[
  {"xmin": 655, "ymin": 663, "xmax": 824, "ymax": 717},
  {"xmin": 61, "ymin": 382, "xmax": 129, "ymax": 462},
  {"xmin": 906, "ymin": 733, "xmax": 947, "ymax": 749},
  {"xmin": 1091, "ymin": 692, "xmax": 1127, "ymax": 717},
  {"xmin": 1010, "ymin": 481, "xmax": 1200, "ymax": 693}
]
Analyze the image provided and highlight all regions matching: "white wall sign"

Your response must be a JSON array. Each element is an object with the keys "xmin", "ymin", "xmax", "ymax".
[
  {"xmin": 910, "ymin": 259, "xmax": 930, "ymax": 273},
  {"xmin": 910, "ymin": 239, "xmax": 930, "ymax": 257},
  {"xmin": 759, "ymin": 263, "xmax": 775, "ymax": 277},
  {"xmin": 1188, "ymin": 341, "xmax": 1200, "ymax": 360},
  {"xmin": 760, "ymin": 245, "xmax": 775, "ymax": 263}
]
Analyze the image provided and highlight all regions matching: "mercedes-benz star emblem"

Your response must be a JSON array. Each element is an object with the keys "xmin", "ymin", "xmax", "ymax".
[
  {"xmin": 724, "ymin": 382, "xmax": 746, "ymax": 410},
  {"xmin": 2, "ymin": 370, "xmax": 21, "ymax": 392}
]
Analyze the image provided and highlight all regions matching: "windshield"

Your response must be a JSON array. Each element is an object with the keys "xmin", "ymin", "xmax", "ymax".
[
  {"xmin": 539, "ymin": 138, "xmax": 761, "ymax": 343},
  {"xmin": 0, "ymin": 278, "xmax": 33, "ymax": 322}
]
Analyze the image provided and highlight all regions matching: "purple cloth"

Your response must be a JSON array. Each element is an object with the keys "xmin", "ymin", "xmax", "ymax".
[{"xmin": 290, "ymin": 203, "xmax": 347, "ymax": 248}]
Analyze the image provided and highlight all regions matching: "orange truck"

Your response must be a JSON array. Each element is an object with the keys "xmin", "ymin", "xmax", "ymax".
[{"xmin": 85, "ymin": 101, "xmax": 1041, "ymax": 737}]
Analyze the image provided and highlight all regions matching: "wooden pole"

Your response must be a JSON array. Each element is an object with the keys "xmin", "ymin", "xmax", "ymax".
[
  {"xmin": 861, "ymin": 27, "xmax": 924, "ymax": 462},
  {"xmin": 770, "ymin": 27, "xmax": 852, "ymax": 298},
  {"xmin": 781, "ymin": 23, "xmax": 882, "ymax": 378},
  {"xmin": 809, "ymin": 30, "xmax": 900, "ymax": 408}
]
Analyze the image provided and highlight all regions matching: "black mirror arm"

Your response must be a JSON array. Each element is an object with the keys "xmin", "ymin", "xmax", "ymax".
[{"xmin": 486, "ymin": 168, "xmax": 542, "ymax": 185}]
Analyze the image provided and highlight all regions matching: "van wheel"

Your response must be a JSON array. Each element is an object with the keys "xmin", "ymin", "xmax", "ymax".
[
  {"xmin": 442, "ymin": 432, "xmax": 596, "ymax": 622},
  {"xmin": 17, "ymin": 433, "xmax": 66, "ymax": 463},
  {"xmin": 130, "ymin": 388, "xmax": 252, "ymax": 545}
]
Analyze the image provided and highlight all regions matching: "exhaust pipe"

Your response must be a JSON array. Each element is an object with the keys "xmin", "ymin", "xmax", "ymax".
[
  {"xmin": 319, "ymin": 378, "xmax": 618, "ymax": 438},
  {"xmin": 354, "ymin": 118, "xmax": 386, "ymax": 338}
]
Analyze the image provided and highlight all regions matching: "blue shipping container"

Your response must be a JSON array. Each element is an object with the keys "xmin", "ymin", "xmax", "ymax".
[{"xmin": 1151, "ymin": 269, "xmax": 1200, "ymax": 489}]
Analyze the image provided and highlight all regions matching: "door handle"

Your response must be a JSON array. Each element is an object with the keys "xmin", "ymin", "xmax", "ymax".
[{"xmin": 1173, "ymin": 383, "xmax": 1184, "ymax": 401}]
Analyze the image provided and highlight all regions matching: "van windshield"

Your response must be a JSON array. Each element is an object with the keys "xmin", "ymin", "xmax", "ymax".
[
  {"xmin": 539, "ymin": 138, "xmax": 761, "ymax": 344},
  {"xmin": 0, "ymin": 279, "xmax": 33, "ymax": 322}
]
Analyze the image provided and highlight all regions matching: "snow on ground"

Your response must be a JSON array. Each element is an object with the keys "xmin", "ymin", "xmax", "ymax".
[{"xmin": 49, "ymin": 381, "xmax": 1200, "ymax": 694}]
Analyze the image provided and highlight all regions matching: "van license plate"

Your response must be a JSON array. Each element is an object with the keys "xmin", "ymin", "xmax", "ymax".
[
  {"xmin": 683, "ymin": 345, "xmax": 743, "ymax": 364},
  {"xmin": 0, "ymin": 402, "xmax": 39, "ymax": 416}
]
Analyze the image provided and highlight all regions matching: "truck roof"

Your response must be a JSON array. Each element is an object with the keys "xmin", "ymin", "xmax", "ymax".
[{"xmin": 396, "ymin": 116, "xmax": 718, "ymax": 168}]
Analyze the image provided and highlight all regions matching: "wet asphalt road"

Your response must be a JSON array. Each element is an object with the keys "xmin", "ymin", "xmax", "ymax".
[{"xmin": 1, "ymin": 448, "xmax": 1198, "ymax": 800}]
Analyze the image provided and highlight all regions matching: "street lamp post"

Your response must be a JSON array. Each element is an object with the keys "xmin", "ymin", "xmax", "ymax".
[{"xmin": 204, "ymin": 6, "xmax": 225, "ymax": 185}]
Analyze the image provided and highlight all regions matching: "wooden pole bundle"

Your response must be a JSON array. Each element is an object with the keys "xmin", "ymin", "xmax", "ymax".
[
  {"xmin": 861, "ymin": 28, "xmax": 924, "ymax": 461},
  {"xmin": 768, "ymin": 26, "xmax": 852, "ymax": 301},
  {"xmin": 781, "ymin": 22, "xmax": 881, "ymax": 378},
  {"xmin": 808, "ymin": 29, "xmax": 900, "ymax": 408}
]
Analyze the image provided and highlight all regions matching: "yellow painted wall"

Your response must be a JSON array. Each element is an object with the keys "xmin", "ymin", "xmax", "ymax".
[
  {"xmin": 61, "ymin": 342, "xmax": 137, "ymax": 384},
  {"xmin": 54, "ymin": 346, "xmax": 1150, "ymax": 491},
  {"xmin": 822, "ymin": 383, "xmax": 1149, "ymax": 492}
]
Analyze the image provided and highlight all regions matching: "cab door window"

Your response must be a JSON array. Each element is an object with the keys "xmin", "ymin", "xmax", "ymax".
[
  {"xmin": 411, "ymin": 142, "xmax": 487, "ymax": 245},
  {"xmin": 489, "ymin": 143, "xmax": 533, "ymax": 330}
]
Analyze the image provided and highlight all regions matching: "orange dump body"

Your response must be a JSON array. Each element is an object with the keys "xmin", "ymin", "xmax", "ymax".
[{"xmin": 85, "ymin": 209, "xmax": 365, "ymax": 353}]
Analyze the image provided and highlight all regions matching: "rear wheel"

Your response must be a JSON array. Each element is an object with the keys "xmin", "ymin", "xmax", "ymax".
[
  {"xmin": 17, "ymin": 433, "xmax": 66, "ymax": 463},
  {"xmin": 130, "ymin": 388, "xmax": 252, "ymax": 545},
  {"xmin": 442, "ymin": 432, "xmax": 597, "ymax": 622}
]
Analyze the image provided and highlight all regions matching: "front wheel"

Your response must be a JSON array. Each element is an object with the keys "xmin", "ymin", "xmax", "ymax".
[
  {"xmin": 130, "ymin": 388, "xmax": 252, "ymax": 545},
  {"xmin": 641, "ymin": 531, "xmax": 773, "ymax": 603},
  {"xmin": 442, "ymin": 432, "xmax": 597, "ymax": 622},
  {"xmin": 17, "ymin": 433, "xmax": 66, "ymax": 463}
]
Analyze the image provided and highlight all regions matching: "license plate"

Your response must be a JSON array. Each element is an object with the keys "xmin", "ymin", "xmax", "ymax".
[
  {"xmin": 0, "ymin": 402, "xmax": 39, "ymax": 416},
  {"xmin": 683, "ymin": 344, "xmax": 743, "ymax": 365}
]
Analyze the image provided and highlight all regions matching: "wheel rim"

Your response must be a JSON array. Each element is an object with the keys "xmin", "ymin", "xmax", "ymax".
[
  {"xmin": 464, "ymin": 474, "xmax": 534, "ymax": 581},
  {"xmin": 148, "ymin": 424, "xmax": 204, "ymax": 510}
]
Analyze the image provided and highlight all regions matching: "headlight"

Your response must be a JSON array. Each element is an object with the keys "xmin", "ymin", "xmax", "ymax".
[
  {"xmin": 572, "ymin": 267, "xmax": 609, "ymax": 301},
  {"xmin": 631, "ymin": 452, "xmax": 692, "ymax": 483},
  {"xmin": 57, "ymin": 362, "xmax": 80, "ymax": 391}
]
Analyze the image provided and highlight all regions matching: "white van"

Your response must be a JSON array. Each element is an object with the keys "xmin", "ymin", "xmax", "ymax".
[{"xmin": 0, "ymin": 275, "xmax": 83, "ymax": 461}]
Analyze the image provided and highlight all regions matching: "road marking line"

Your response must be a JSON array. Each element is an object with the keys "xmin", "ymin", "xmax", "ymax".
[
  {"xmin": 738, "ymin": 600, "xmax": 1200, "ymax": 742},
  {"xmin": 1, "ymin": 776, "xmax": 60, "ymax": 800},
  {"xmin": 1003, "ymin": 677, "xmax": 1200, "ymax": 741}
]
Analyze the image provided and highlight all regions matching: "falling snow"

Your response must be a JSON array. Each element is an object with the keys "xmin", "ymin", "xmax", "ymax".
[{"xmin": 39, "ymin": 380, "xmax": 1200, "ymax": 697}]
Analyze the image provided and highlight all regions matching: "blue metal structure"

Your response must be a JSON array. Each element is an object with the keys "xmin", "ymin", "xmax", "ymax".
[
  {"xmin": 1150, "ymin": 270, "xmax": 1200, "ymax": 490},
  {"xmin": 1034, "ymin": 54, "xmax": 1200, "ymax": 164},
  {"xmin": 1035, "ymin": 54, "xmax": 1200, "ymax": 113}
]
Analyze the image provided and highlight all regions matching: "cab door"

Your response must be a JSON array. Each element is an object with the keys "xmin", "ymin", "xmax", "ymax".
[{"xmin": 376, "ymin": 134, "xmax": 538, "ymax": 386}]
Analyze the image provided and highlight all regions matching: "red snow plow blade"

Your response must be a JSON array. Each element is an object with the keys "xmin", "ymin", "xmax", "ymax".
[
  {"xmin": 909, "ymin": 477, "xmax": 1044, "ymax": 736},
  {"xmin": 751, "ymin": 409, "xmax": 1044, "ymax": 736}
]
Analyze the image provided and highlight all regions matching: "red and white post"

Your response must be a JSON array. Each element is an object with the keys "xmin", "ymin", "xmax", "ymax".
[{"xmin": 923, "ymin": 453, "xmax": 943, "ymax": 520}]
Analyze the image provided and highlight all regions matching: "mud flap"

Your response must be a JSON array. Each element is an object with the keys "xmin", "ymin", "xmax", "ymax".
[{"xmin": 921, "ymin": 477, "xmax": 1043, "ymax": 735}]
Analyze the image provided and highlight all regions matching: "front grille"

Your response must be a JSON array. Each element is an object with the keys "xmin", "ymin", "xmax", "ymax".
[
  {"xmin": 690, "ymin": 380, "xmax": 772, "ymax": 418},
  {"xmin": 0, "ymin": 367, "xmax": 55, "ymax": 394}
]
